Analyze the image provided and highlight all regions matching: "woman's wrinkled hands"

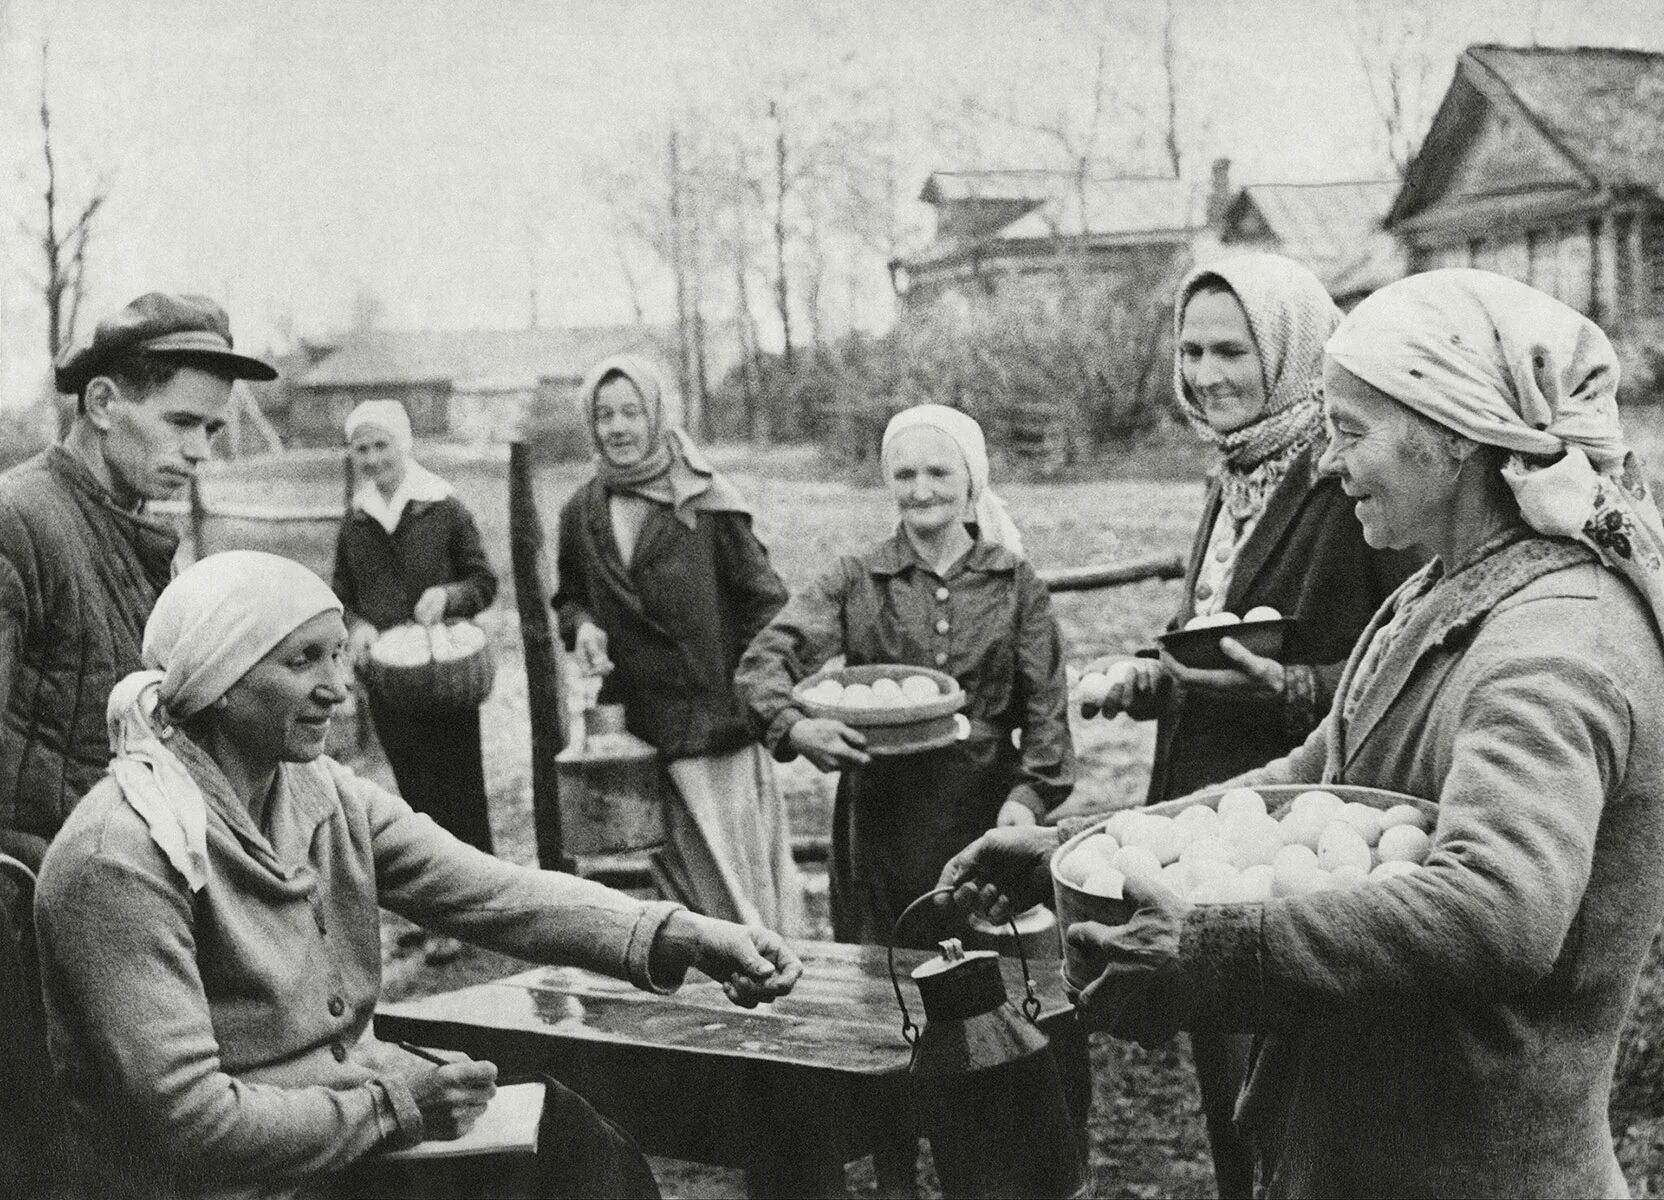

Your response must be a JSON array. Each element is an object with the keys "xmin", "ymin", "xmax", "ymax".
[
  {"xmin": 1160, "ymin": 637, "xmax": 1285, "ymax": 701},
  {"xmin": 653, "ymin": 911, "xmax": 803, "ymax": 1008},
  {"xmin": 934, "ymin": 825, "xmax": 1062, "ymax": 925},
  {"xmin": 573, "ymin": 621, "xmax": 614, "ymax": 677},
  {"xmin": 412, "ymin": 586, "xmax": 451, "ymax": 627},
  {"xmin": 1066, "ymin": 871, "xmax": 1194, "ymax": 1048},
  {"xmin": 788, "ymin": 717, "xmax": 870, "ymax": 771},
  {"xmin": 404, "ymin": 1054, "xmax": 499, "ymax": 1140},
  {"xmin": 1077, "ymin": 656, "xmax": 1165, "ymax": 719}
]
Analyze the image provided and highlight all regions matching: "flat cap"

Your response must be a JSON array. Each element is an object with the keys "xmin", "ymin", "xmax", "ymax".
[{"xmin": 55, "ymin": 292, "xmax": 278, "ymax": 395}]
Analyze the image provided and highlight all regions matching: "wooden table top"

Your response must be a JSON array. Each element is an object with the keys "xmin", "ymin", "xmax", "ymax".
[{"xmin": 377, "ymin": 939, "xmax": 1076, "ymax": 1077}]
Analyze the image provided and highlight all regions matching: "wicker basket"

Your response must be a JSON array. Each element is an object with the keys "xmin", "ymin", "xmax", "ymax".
[
  {"xmin": 363, "ymin": 621, "xmax": 497, "ymax": 712},
  {"xmin": 792, "ymin": 663, "xmax": 967, "ymax": 756}
]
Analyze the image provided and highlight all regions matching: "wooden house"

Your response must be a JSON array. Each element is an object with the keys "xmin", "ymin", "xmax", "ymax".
[
  {"xmin": 1216, "ymin": 180, "xmax": 1403, "ymax": 307},
  {"xmin": 285, "ymin": 326, "xmax": 675, "ymax": 448},
  {"xmin": 1387, "ymin": 44, "xmax": 1664, "ymax": 330}
]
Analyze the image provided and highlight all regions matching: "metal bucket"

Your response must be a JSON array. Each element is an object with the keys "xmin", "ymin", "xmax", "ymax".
[{"xmin": 555, "ymin": 705, "xmax": 667, "ymax": 856}]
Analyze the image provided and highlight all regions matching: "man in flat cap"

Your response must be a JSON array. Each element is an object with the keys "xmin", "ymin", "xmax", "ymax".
[{"xmin": 0, "ymin": 293, "xmax": 275, "ymax": 864}]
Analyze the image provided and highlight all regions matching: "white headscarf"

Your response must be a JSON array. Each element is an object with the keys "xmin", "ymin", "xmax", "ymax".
[
  {"xmin": 106, "ymin": 551, "xmax": 343, "ymax": 892},
  {"xmin": 881, "ymin": 404, "xmax": 1025, "ymax": 555},
  {"xmin": 1326, "ymin": 268, "xmax": 1664, "ymax": 631},
  {"xmin": 344, "ymin": 399, "xmax": 454, "ymax": 535}
]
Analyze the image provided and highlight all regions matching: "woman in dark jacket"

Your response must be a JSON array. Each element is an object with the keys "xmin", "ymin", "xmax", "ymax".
[
  {"xmin": 554, "ymin": 357, "xmax": 802, "ymax": 934},
  {"xmin": 332, "ymin": 400, "xmax": 498, "ymax": 856},
  {"xmin": 1081, "ymin": 253, "xmax": 1419, "ymax": 1198}
]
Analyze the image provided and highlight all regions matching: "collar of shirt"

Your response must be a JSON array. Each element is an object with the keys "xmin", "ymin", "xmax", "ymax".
[{"xmin": 867, "ymin": 528, "xmax": 1020, "ymax": 580}]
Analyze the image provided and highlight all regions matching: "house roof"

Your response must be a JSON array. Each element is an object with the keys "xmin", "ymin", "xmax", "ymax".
[
  {"xmin": 1222, "ymin": 181, "xmax": 1398, "ymax": 261},
  {"xmin": 907, "ymin": 170, "xmax": 1205, "ymax": 270},
  {"xmin": 1391, "ymin": 44, "xmax": 1664, "ymax": 225},
  {"xmin": 297, "ymin": 325, "xmax": 673, "ymax": 389}
]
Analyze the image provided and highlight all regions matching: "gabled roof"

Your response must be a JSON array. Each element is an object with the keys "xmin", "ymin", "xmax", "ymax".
[
  {"xmin": 1391, "ymin": 44, "xmax": 1664, "ymax": 225},
  {"xmin": 907, "ymin": 170, "xmax": 1205, "ymax": 271},
  {"xmin": 297, "ymin": 325, "xmax": 672, "ymax": 389},
  {"xmin": 1221, "ymin": 182, "xmax": 1398, "ymax": 261}
]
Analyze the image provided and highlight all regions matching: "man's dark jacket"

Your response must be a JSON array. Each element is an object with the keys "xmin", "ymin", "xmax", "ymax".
[{"xmin": 0, "ymin": 447, "xmax": 177, "ymax": 848}]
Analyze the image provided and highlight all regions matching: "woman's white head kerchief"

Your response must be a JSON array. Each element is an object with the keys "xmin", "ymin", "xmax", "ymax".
[{"xmin": 882, "ymin": 404, "xmax": 1025, "ymax": 555}]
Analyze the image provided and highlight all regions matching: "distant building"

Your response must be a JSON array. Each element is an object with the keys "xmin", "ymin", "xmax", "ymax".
[
  {"xmin": 285, "ymin": 325, "xmax": 675, "ymax": 448},
  {"xmin": 1387, "ymin": 43, "xmax": 1664, "ymax": 330},
  {"xmin": 1216, "ymin": 180, "xmax": 1404, "ymax": 307},
  {"xmin": 892, "ymin": 169, "xmax": 1216, "ymax": 313}
]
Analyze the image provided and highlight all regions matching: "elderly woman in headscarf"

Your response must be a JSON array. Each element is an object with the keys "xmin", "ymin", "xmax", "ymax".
[
  {"xmin": 33, "ymin": 550, "xmax": 801, "ymax": 1200},
  {"xmin": 739, "ymin": 403, "xmax": 1073, "ymax": 949},
  {"xmin": 553, "ymin": 356, "xmax": 803, "ymax": 935},
  {"xmin": 332, "ymin": 399, "xmax": 498, "ymax": 856},
  {"xmin": 940, "ymin": 269, "xmax": 1664, "ymax": 1197},
  {"xmin": 1076, "ymin": 252, "xmax": 1420, "ymax": 1197}
]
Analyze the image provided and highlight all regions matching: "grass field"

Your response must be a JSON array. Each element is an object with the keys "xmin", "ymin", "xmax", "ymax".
[{"xmin": 187, "ymin": 426, "xmax": 1664, "ymax": 1199}]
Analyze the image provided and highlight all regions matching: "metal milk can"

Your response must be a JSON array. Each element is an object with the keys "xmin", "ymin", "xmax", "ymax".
[{"xmin": 554, "ymin": 703, "xmax": 666, "ymax": 856}]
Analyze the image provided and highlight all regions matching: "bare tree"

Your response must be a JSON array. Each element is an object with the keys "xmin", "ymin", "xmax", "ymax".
[
  {"xmin": 29, "ymin": 42, "xmax": 110, "ymax": 432},
  {"xmin": 767, "ymin": 99, "xmax": 795, "ymax": 373},
  {"xmin": 1348, "ymin": 1, "xmax": 1449, "ymax": 178}
]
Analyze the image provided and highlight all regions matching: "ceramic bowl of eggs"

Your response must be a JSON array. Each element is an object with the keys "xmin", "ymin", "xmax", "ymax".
[
  {"xmin": 1155, "ymin": 605, "xmax": 1293, "ymax": 671},
  {"xmin": 1051, "ymin": 783, "xmax": 1434, "ymax": 988},
  {"xmin": 792, "ymin": 664, "xmax": 968, "ymax": 756}
]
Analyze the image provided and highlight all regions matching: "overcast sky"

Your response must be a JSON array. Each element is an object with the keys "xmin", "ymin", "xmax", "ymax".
[{"xmin": 2, "ymin": 0, "xmax": 1661, "ymax": 399}]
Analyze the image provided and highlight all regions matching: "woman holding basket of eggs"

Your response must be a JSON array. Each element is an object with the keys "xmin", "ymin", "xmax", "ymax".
[
  {"xmin": 333, "ymin": 400, "xmax": 499, "ymax": 858},
  {"xmin": 738, "ymin": 403, "xmax": 1075, "ymax": 950},
  {"xmin": 1074, "ymin": 254, "xmax": 1420, "ymax": 1198}
]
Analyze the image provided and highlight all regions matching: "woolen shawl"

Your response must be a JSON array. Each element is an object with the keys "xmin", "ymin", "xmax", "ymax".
[
  {"xmin": 881, "ymin": 403, "xmax": 1026, "ymax": 555},
  {"xmin": 581, "ymin": 354, "xmax": 751, "ymax": 529},
  {"xmin": 106, "ymin": 551, "xmax": 343, "ymax": 892},
  {"xmin": 1175, "ymin": 253, "xmax": 1341, "ymax": 520},
  {"xmin": 1326, "ymin": 267, "xmax": 1664, "ymax": 633}
]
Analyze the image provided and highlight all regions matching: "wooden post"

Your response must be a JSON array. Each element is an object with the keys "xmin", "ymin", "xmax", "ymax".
[
  {"xmin": 341, "ymin": 449, "xmax": 354, "ymax": 515},
  {"xmin": 1038, "ymin": 552, "xmax": 1185, "ymax": 593},
  {"xmin": 509, "ymin": 442, "xmax": 573, "ymax": 872},
  {"xmin": 187, "ymin": 475, "xmax": 207, "ymax": 563}
]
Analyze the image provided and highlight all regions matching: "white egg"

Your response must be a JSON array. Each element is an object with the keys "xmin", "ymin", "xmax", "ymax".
[
  {"xmin": 1377, "ymin": 824, "xmax": 1432, "ymax": 865},
  {"xmin": 870, "ymin": 678, "xmax": 905, "ymax": 705},
  {"xmin": 1079, "ymin": 867, "xmax": 1127, "ymax": 899},
  {"xmin": 1174, "ymin": 803, "xmax": 1222, "ymax": 834},
  {"xmin": 1075, "ymin": 672, "xmax": 1112, "ymax": 706},
  {"xmin": 1216, "ymin": 787, "xmax": 1268, "ymax": 823},
  {"xmin": 1339, "ymin": 802, "xmax": 1387, "ymax": 846},
  {"xmin": 1272, "ymin": 844, "xmax": 1319, "ymax": 873},
  {"xmin": 1381, "ymin": 803, "xmax": 1432, "ymax": 833},
  {"xmin": 1228, "ymin": 814, "xmax": 1286, "ymax": 867},
  {"xmin": 1317, "ymin": 821, "xmax": 1373, "ymax": 876},
  {"xmin": 901, "ymin": 675, "xmax": 941, "ymax": 702},
  {"xmin": 1290, "ymin": 790, "xmax": 1346, "ymax": 821},
  {"xmin": 1279, "ymin": 809, "xmax": 1328, "ymax": 850},
  {"xmin": 1240, "ymin": 865, "xmax": 1275, "ymax": 901},
  {"xmin": 840, "ymin": 683, "xmax": 876, "ymax": 708},
  {"xmin": 1242, "ymin": 605, "xmax": 1283, "ymax": 623},
  {"xmin": 1102, "ymin": 809, "xmax": 1138, "ymax": 841},
  {"xmin": 1272, "ymin": 861, "xmax": 1326, "ymax": 898},
  {"xmin": 1330, "ymin": 864, "xmax": 1370, "ymax": 890},
  {"xmin": 1371, "ymin": 860, "xmax": 1422, "ymax": 881},
  {"xmin": 1122, "ymin": 814, "xmax": 1181, "ymax": 865},
  {"xmin": 1109, "ymin": 844, "xmax": 1164, "ymax": 883},
  {"xmin": 1181, "ymin": 835, "xmax": 1244, "ymax": 870}
]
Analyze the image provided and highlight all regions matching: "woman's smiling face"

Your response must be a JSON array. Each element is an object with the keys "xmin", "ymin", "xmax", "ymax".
[
  {"xmin": 1180, "ymin": 288, "xmax": 1267, "ymax": 434},
  {"xmin": 885, "ymin": 425, "xmax": 971, "ymax": 539},
  {"xmin": 593, "ymin": 376, "xmax": 654, "ymax": 468},
  {"xmin": 211, "ymin": 612, "xmax": 351, "ymax": 766}
]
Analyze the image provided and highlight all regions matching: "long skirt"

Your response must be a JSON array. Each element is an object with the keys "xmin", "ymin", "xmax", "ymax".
[
  {"xmin": 652, "ymin": 744, "xmax": 806, "ymax": 936},
  {"xmin": 368, "ymin": 692, "xmax": 494, "ymax": 855}
]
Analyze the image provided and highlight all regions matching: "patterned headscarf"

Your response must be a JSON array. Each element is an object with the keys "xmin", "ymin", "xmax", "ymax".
[
  {"xmin": 581, "ymin": 355, "xmax": 750, "ymax": 529},
  {"xmin": 882, "ymin": 404, "xmax": 1025, "ymax": 555},
  {"xmin": 1327, "ymin": 268, "xmax": 1664, "ymax": 633},
  {"xmin": 1175, "ymin": 253, "xmax": 1342, "ymax": 520},
  {"xmin": 106, "ymin": 551, "xmax": 343, "ymax": 891}
]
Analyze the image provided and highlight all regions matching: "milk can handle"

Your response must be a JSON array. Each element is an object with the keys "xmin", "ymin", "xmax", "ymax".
[{"xmin": 886, "ymin": 887, "xmax": 1042, "ymax": 1047}]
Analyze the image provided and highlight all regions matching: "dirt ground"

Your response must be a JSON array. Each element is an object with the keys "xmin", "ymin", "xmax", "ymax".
[{"xmin": 237, "ymin": 427, "xmax": 1664, "ymax": 1198}]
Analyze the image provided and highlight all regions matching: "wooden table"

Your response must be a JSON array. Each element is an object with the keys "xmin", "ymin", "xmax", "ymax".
[{"xmin": 376, "ymin": 940, "xmax": 1090, "ymax": 1198}]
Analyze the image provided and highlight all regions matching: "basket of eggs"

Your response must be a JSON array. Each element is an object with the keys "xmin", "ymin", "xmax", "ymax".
[
  {"xmin": 792, "ymin": 663, "xmax": 969, "ymax": 756},
  {"xmin": 1156, "ymin": 605, "xmax": 1294, "ymax": 670},
  {"xmin": 1050, "ymin": 782, "xmax": 1435, "ymax": 989},
  {"xmin": 362, "ymin": 620, "xmax": 496, "ymax": 712}
]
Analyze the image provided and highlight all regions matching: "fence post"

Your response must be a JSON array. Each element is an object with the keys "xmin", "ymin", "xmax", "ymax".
[
  {"xmin": 508, "ymin": 443, "xmax": 573, "ymax": 872},
  {"xmin": 187, "ymin": 475, "xmax": 207, "ymax": 562}
]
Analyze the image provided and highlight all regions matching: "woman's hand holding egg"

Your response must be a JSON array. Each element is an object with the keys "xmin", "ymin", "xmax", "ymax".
[{"xmin": 1076, "ymin": 656, "xmax": 1164, "ymax": 719}]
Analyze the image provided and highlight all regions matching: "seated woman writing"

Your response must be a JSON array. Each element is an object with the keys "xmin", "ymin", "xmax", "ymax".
[{"xmin": 34, "ymin": 550, "xmax": 800, "ymax": 1200}]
